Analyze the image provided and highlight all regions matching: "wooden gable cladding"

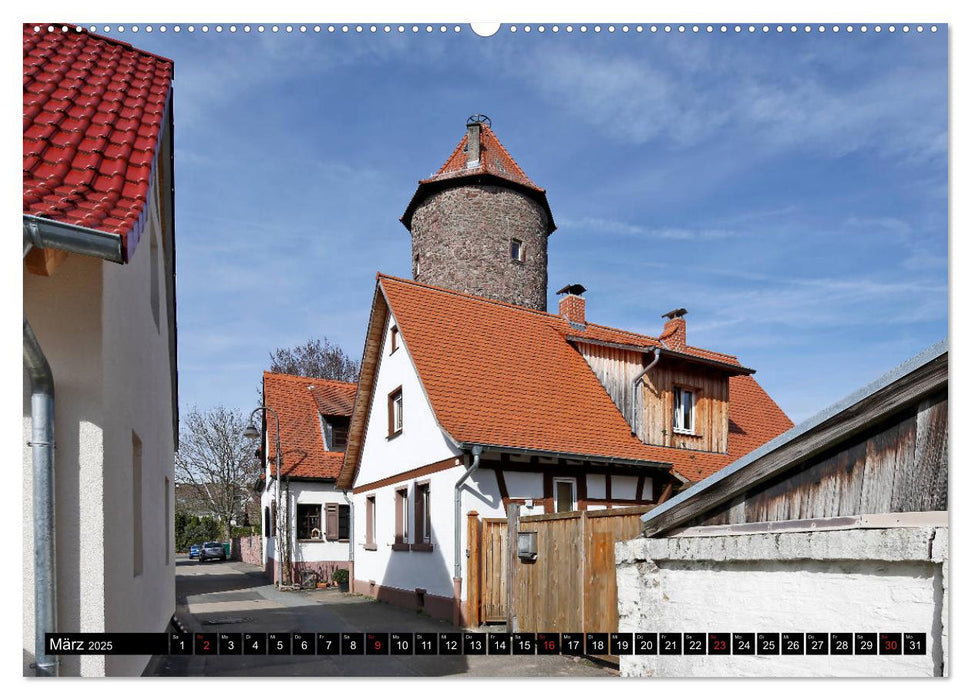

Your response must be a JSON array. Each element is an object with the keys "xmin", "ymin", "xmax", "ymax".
[
  {"xmin": 575, "ymin": 341, "xmax": 730, "ymax": 454},
  {"xmin": 641, "ymin": 358, "xmax": 730, "ymax": 453}
]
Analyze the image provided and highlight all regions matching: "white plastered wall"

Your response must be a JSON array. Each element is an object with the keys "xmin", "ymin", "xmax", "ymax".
[
  {"xmin": 22, "ymin": 181, "xmax": 176, "ymax": 677},
  {"xmin": 355, "ymin": 311, "xmax": 460, "ymax": 486},
  {"xmin": 616, "ymin": 526, "xmax": 948, "ymax": 677}
]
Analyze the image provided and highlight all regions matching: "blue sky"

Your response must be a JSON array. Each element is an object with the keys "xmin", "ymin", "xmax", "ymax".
[{"xmin": 129, "ymin": 24, "xmax": 947, "ymax": 424}]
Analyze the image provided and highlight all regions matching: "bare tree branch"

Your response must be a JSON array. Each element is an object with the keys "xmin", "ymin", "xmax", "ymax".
[{"xmin": 175, "ymin": 405, "xmax": 262, "ymax": 540}]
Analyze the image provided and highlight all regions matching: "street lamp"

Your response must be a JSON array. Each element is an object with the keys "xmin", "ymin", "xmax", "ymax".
[{"xmin": 244, "ymin": 406, "xmax": 290, "ymax": 588}]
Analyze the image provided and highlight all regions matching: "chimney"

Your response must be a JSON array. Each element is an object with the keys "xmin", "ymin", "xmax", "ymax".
[
  {"xmin": 557, "ymin": 283, "xmax": 587, "ymax": 328},
  {"xmin": 467, "ymin": 122, "xmax": 481, "ymax": 167},
  {"xmin": 660, "ymin": 308, "xmax": 687, "ymax": 350}
]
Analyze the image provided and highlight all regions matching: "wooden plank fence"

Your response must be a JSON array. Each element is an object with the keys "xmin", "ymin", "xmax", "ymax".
[{"xmin": 466, "ymin": 506, "xmax": 649, "ymax": 643}]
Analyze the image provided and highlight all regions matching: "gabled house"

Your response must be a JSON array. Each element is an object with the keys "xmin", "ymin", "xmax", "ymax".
[
  {"xmin": 259, "ymin": 372, "xmax": 355, "ymax": 585},
  {"xmin": 22, "ymin": 25, "xmax": 176, "ymax": 676},
  {"xmin": 335, "ymin": 117, "xmax": 793, "ymax": 625},
  {"xmin": 337, "ymin": 275, "xmax": 792, "ymax": 623}
]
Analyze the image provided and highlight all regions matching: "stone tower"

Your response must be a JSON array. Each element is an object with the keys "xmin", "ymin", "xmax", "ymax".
[{"xmin": 401, "ymin": 116, "xmax": 556, "ymax": 311}]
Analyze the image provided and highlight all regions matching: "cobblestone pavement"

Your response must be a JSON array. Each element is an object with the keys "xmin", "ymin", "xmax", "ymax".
[{"xmin": 148, "ymin": 556, "xmax": 615, "ymax": 678}]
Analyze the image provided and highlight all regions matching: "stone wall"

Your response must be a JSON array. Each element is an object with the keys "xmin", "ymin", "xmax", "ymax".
[
  {"xmin": 234, "ymin": 535, "xmax": 263, "ymax": 566},
  {"xmin": 615, "ymin": 526, "xmax": 948, "ymax": 677},
  {"xmin": 410, "ymin": 184, "xmax": 549, "ymax": 311}
]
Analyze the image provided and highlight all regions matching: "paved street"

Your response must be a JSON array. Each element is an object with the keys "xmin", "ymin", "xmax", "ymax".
[{"xmin": 149, "ymin": 555, "xmax": 614, "ymax": 677}]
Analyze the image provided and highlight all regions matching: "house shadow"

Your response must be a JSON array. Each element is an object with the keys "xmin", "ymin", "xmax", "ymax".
[{"xmin": 361, "ymin": 521, "xmax": 470, "ymax": 675}]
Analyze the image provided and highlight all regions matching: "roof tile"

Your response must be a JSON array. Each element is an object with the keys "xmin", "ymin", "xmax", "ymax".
[
  {"xmin": 23, "ymin": 24, "xmax": 173, "ymax": 254},
  {"xmin": 377, "ymin": 275, "xmax": 793, "ymax": 482},
  {"xmin": 264, "ymin": 372, "xmax": 358, "ymax": 480}
]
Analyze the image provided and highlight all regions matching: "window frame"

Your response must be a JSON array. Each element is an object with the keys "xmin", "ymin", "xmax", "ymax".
[
  {"xmin": 297, "ymin": 503, "xmax": 323, "ymax": 541},
  {"xmin": 390, "ymin": 325, "xmax": 399, "ymax": 354},
  {"xmin": 673, "ymin": 386, "xmax": 696, "ymax": 435},
  {"xmin": 413, "ymin": 481, "xmax": 433, "ymax": 551},
  {"xmin": 393, "ymin": 487, "xmax": 410, "ymax": 549},
  {"xmin": 388, "ymin": 386, "xmax": 403, "ymax": 437},
  {"xmin": 364, "ymin": 495, "xmax": 377, "ymax": 550},
  {"xmin": 553, "ymin": 477, "xmax": 577, "ymax": 514},
  {"xmin": 510, "ymin": 237, "xmax": 525, "ymax": 263}
]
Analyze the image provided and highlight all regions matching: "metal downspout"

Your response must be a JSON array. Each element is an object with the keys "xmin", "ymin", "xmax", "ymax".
[
  {"xmin": 23, "ymin": 218, "xmax": 122, "ymax": 676},
  {"xmin": 631, "ymin": 347, "xmax": 661, "ymax": 434},
  {"xmin": 454, "ymin": 445, "xmax": 482, "ymax": 579},
  {"xmin": 23, "ymin": 227, "xmax": 57, "ymax": 677}
]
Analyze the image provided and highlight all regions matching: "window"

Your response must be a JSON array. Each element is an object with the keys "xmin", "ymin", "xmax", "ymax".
[
  {"xmin": 394, "ymin": 488, "xmax": 409, "ymax": 547},
  {"xmin": 365, "ymin": 495, "xmax": 376, "ymax": 549},
  {"xmin": 414, "ymin": 483, "xmax": 431, "ymax": 545},
  {"xmin": 510, "ymin": 238, "xmax": 525, "ymax": 262},
  {"xmin": 323, "ymin": 416, "xmax": 349, "ymax": 452},
  {"xmin": 390, "ymin": 326, "xmax": 399, "ymax": 354},
  {"xmin": 388, "ymin": 387, "xmax": 403, "ymax": 436},
  {"xmin": 297, "ymin": 504, "xmax": 322, "ymax": 540},
  {"xmin": 338, "ymin": 504, "xmax": 350, "ymax": 540},
  {"xmin": 324, "ymin": 503, "xmax": 348, "ymax": 540},
  {"xmin": 553, "ymin": 478, "xmax": 576, "ymax": 514},
  {"xmin": 414, "ymin": 254, "xmax": 421, "ymax": 278},
  {"xmin": 132, "ymin": 432, "xmax": 143, "ymax": 576},
  {"xmin": 264, "ymin": 507, "xmax": 271, "ymax": 537},
  {"xmin": 673, "ymin": 387, "xmax": 695, "ymax": 434}
]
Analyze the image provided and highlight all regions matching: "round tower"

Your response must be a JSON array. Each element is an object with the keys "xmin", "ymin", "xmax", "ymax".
[{"xmin": 401, "ymin": 116, "xmax": 556, "ymax": 311}]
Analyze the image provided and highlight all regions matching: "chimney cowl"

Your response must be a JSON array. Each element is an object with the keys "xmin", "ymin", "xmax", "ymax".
[
  {"xmin": 558, "ymin": 285, "xmax": 586, "ymax": 328},
  {"xmin": 660, "ymin": 310, "xmax": 687, "ymax": 351}
]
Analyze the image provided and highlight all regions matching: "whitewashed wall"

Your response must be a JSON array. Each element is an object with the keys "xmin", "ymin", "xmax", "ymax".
[
  {"xmin": 22, "ymin": 181, "xmax": 176, "ymax": 677},
  {"xmin": 355, "ymin": 311, "xmax": 460, "ymax": 487},
  {"xmin": 353, "ymin": 465, "xmax": 466, "ymax": 600},
  {"xmin": 616, "ymin": 527, "xmax": 948, "ymax": 677}
]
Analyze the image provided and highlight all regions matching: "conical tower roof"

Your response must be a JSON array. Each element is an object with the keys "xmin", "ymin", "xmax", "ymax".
[{"xmin": 401, "ymin": 117, "xmax": 556, "ymax": 234}]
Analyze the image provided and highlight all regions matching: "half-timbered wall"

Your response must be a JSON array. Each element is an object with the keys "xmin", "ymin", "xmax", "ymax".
[{"xmin": 575, "ymin": 342, "xmax": 730, "ymax": 453}]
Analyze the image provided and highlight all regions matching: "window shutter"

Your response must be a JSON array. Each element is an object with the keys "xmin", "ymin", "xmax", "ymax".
[{"xmin": 325, "ymin": 503, "xmax": 339, "ymax": 540}]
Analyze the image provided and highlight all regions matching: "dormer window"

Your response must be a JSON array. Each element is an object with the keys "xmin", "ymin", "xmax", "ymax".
[
  {"xmin": 510, "ymin": 238, "xmax": 525, "ymax": 263},
  {"xmin": 323, "ymin": 416, "xmax": 349, "ymax": 452},
  {"xmin": 673, "ymin": 387, "xmax": 695, "ymax": 434}
]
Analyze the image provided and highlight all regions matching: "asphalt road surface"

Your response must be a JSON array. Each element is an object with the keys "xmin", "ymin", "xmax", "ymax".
[{"xmin": 149, "ymin": 556, "xmax": 615, "ymax": 678}]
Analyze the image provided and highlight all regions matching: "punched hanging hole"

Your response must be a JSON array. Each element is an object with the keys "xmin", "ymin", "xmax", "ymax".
[{"xmin": 471, "ymin": 23, "xmax": 501, "ymax": 37}]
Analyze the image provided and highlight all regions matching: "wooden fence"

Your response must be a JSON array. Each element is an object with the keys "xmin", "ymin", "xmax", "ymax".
[{"xmin": 466, "ymin": 506, "xmax": 649, "ymax": 637}]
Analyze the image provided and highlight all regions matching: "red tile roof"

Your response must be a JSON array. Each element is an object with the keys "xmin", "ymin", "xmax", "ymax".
[
  {"xmin": 374, "ymin": 275, "xmax": 793, "ymax": 482},
  {"xmin": 263, "ymin": 372, "xmax": 357, "ymax": 480},
  {"xmin": 401, "ymin": 122, "xmax": 556, "ymax": 234},
  {"xmin": 23, "ymin": 24, "xmax": 173, "ymax": 261},
  {"xmin": 421, "ymin": 124, "xmax": 544, "ymax": 193}
]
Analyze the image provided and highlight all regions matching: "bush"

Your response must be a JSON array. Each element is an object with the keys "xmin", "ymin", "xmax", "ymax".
[
  {"xmin": 332, "ymin": 568, "xmax": 349, "ymax": 584},
  {"xmin": 175, "ymin": 512, "xmax": 222, "ymax": 552}
]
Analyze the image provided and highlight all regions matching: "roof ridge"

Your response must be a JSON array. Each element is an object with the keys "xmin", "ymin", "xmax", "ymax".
[
  {"xmin": 263, "ymin": 370, "xmax": 357, "ymax": 387},
  {"xmin": 378, "ymin": 272, "xmax": 561, "ymax": 320}
]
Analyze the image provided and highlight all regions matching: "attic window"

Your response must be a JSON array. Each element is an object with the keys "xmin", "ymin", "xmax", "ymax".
[
  {"xmin": 510, "ymin": 238, "xmax": 525, "ymax": 263},
  {"xmin": 390, "ymin": 326, "xmax": 399, "ymax": 354},
  {"xmin": 388, "ymin": 387, "xmax": 403, "ymax": 437},
  {"xmin": 673, "ymin": 387, "xmax": 695, "ymax": 434}
]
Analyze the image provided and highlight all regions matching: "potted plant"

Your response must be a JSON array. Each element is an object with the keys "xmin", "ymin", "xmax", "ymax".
[{"xmin": 333, "ymin": 568, "xmax": 350, "ymax": 592}]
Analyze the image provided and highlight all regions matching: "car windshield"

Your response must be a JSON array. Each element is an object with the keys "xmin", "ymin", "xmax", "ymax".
[{"xmin": 203, "ymin": 542, "xmax": 220, "ymax": 547}]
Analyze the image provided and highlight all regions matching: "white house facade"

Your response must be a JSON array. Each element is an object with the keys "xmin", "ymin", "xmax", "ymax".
[
  {"xmin": 258, "ymin": 372, "xmax": 355, "ymax": 585},
  {"xmin": 22, "ymin": 26, "xmax": 177, "ymax": 677}
]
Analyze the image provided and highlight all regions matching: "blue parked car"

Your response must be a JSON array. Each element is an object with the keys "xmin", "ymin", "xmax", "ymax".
[{"xmin": 189, "ymin": 544, "xmax": 201, "ymax": 559}]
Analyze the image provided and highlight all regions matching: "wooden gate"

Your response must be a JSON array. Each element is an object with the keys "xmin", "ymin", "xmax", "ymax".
[
  {"xmin": 514, "ymin": 507, "xmax": 649, "ymax": 634},
  {"xmin": 479, "ymin": 517, "xmax": 507, "ymax": 622},
  {"xmin": 466, "ymin": 507, "xmax": 648, "ymax": 634}
]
